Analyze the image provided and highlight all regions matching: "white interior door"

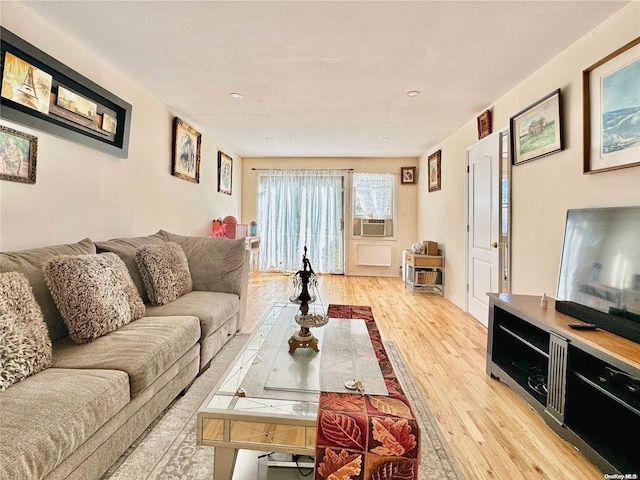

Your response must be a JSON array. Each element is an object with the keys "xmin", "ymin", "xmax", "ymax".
[{"xmin": 467, "ymin": 133, "xmax": 500, "ymax": 326}]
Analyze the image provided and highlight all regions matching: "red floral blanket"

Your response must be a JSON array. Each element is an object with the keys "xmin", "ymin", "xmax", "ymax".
[{"xmin": 314, "ymin": 305, "xmax": 420, "ymax": 480}]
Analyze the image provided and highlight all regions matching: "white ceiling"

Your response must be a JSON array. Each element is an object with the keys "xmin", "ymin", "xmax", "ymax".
[{"xmin": 21, "ymin": 1, "xmax": 627, "ymax": 158}]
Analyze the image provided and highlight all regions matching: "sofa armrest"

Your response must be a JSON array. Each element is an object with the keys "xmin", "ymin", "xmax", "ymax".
[
  {"xmin": 159, "ymin": 230, "xmax": 247, "ymax": 298},
  {"xmin": 236, "ymin": 249, "xmax": 250, "ymax": 332}
]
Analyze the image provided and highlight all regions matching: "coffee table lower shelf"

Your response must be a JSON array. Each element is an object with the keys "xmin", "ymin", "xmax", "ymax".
[{"xmin": 198, "ymin": 411, "xmax": 316, "ymax": 479}]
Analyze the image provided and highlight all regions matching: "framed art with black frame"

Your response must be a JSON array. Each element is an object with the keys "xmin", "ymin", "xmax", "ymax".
[
  {"xmin": 218, "ymin": 151, "xmax": 232, "ymax": 195},
  {"xmin": 0, "ymin": 28, "xmax": 132, "ymax": 158},
  {"xmin": 583, "ymin": 37, "xmax": 640, "ymax": 174},
  {"xmin": 510, "ymin": 89, "xmax": 562, "ymax": 166},
  {"xmin": 171, "ymin": 117, "xmax": 201, "ymax": 183}
]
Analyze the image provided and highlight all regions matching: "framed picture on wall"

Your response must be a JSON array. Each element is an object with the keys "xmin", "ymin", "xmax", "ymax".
[
  {"xmin": 0, "ymin": 125, "xmax": 37, "ymax": 184},
  {"xmin": 218, "ymin": 150, "xmax": 232, "ymax": 195},
  {"xmin": 171, "ymin": 117, "xmax": 201, "ymax": 183},
  {"xmin": 401, "ymin": 166, "xmax": 416, "ymax": 184},
  {"xmin": 477, "ymin": 109, "xmax": 492, "ymax": 139},
  {"xmin": 428, "ymin": 150, "xmax": 441, "ymax": 192},
  {"xmin": 510, "ymin": 89, "xmax": 562, "ymax": 165},
  {"xmin": 0, "ymin": 28, "xmax": 132, "ymax": 158},
  {"xmin": 583, "ymin": 37, "xmax": 640, "ymax": 174}
]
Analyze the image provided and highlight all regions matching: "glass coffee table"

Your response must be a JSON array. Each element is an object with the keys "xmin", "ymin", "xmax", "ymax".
[{"xmin": 196, "ymin": 303, "xmax": 387, "ymax": 479}]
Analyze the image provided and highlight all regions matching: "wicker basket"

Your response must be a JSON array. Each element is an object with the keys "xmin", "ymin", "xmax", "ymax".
[
  {"xmin": 414, "ymin": 256, "xmax": 443, "ymax": 267},
  {"xmin": 417, "ymin": 271, "xmax": 438, "ymax": 284}
]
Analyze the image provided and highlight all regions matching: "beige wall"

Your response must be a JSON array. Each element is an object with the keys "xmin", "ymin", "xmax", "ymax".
[
  {"xmin": 0, "ymin": 2, "xmax": 241, "ymax": 252},
  {"xmin": 418, "ymin": 2, "xmax": 640, "ymax": 310},
  {"xmin": 241, "ymin": 157, "xmax": 418, "ymax": 276}
]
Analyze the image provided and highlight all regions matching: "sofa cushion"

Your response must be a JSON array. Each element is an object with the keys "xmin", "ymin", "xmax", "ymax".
[
  {"xmin": 0, "ymin": 238, "xmax": 96, "ymax": 342},
  {"xmin": 0, "ymin": 272, "xmax": 52, "ymax": 391},
  {"xmin": 160, "ymin": 230, "xmax": 246, "ymax": 296},
  {"xmin": 52, "ymin": 315, "xmax": 200, "ymax": 397},
  {"xmin": 135, "ymin": 242, "xmax": 193, "ymax": 305},
  {"xmin": 145, "ymin": 290, "xmax": 239, "ymax": 340},
  {"xmin": 0, "ymin": 367, "xmax": 129, "ymax": 480},
  {"xmin": 94, "ymin": 231, "xmax": 168, "ymax": 303},
  {"xmin": 44, "ymin": 253, "xmax": 145, "ymax": 344}
]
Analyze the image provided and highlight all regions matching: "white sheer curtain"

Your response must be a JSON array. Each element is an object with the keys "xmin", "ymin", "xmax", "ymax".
[
  {"xmin": 256, "ymin": 169, "xmax": 345, "ymax": 274},
  {"xmin": 353, "ymin": 172, "xmax": 395, "ymax": 218}
]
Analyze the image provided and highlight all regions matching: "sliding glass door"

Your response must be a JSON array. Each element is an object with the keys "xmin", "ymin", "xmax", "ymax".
[{"xmin": 256, "ymin": 169, "xmax": 345, "ymax": 274}]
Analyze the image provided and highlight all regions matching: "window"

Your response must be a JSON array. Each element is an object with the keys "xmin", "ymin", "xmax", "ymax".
[
  {"xmin": 256, "ymin": 169, "xmax": 346, "ymax": 274},
  {"xmin": 352, "ymin": 172, "xmax": 395, "ymax": 237}
]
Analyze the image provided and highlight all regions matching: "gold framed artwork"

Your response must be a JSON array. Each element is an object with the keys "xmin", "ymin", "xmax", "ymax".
[
  {"xmin": 401, "ymin": 166, "xmax": 416, "ymax": 184},
  {"xmin": 510, "ymin": 89, "xmax": 562, "ymax": 165},
  {"xmin": 477, "ymin": 109, "xmax": 492, "ymax": 139},
  {"xmin": 428, "ymin": 150, "xmax": 441, "ymax": 192},
  {"xmin": 0, "ymin": 125, "xmax": 37, "ymax": 184},
  {"xmin": 583, "ymin": 37, "xmax": 640, "ymax": 174},
  {"xmin": 218, "ymin": 151, "xmax": 232, "ymax": 195},
  {"xmin": 171, "ymin": 117, "xmax": 201, "ymax": 183}
]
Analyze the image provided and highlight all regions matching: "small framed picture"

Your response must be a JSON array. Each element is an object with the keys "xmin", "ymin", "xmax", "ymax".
[
  {"xmin": 218, "ymin": 151, "xmax": 232, "ymax": 195},
  {"xmin": 428, "ymin": 150, "xmax": 441, "ymax": 192},
  {"xmin": 510, "ymin": 89, "xmax": 562, "ymax": 165},
  {"xmin": 583, "ymin": 38, "xmax": 640, "ymax": 174},
  {"xmin": 171, "ymin": 117, "xmax": 201, "ymax": 183},
  {"xmin": 0, "ymin": 125, "xmax": 37, "ymax": 184},
  {"xmin": 401, "ymin": 166, "xmax": 416, "ymax": 184},
  {"xmin": 477, "ymin": 110, "xmax": 492, "ymax": 139}
]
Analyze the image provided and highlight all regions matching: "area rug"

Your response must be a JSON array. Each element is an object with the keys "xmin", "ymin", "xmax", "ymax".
[{"xmin": 102, "ymin": 335, "xmax": 464, "ymax": 480}]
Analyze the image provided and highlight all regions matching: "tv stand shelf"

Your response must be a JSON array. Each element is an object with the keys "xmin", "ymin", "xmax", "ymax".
[{"xmin": 487, "ymin": 294, "xmax": 640, "ymax": 475}]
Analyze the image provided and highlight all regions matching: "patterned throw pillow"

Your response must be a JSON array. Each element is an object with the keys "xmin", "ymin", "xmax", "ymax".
[
  {"xmin": 44, "ymin": 253, "xmax": 145, "ymax": 344},
  {"xmin": 0, "ymin": 272, "xmax": 52, "ymax": 391},
  {"xmin": 135, "ymin": 242, "xmax": 193, "ymax": 306}
]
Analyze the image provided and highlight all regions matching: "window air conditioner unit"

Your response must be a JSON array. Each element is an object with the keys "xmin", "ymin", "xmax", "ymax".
[{"xmin": 361, "ymin": 219, "xmax": 387, "ymax": 237}]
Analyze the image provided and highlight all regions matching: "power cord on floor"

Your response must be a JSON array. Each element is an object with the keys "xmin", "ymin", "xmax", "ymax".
[{"xmin": 257, "ymin": 452, "xmax": 314, "ymax": 477}]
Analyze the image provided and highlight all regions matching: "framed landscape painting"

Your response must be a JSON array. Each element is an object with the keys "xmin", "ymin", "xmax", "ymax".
[
  {"xmin": 510, "ymin": 89, "xmax": 562, "ymax": 165},
  {"xmin": 0, "ymin": 125, "xmax": 37, "ymax": 184},
  {"xmin": 583, "ymin": 37, "xmax": 640, "ymax": 174}
]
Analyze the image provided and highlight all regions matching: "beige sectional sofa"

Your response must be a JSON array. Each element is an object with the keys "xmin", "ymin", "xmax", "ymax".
[{"xmin": 0, "ymin": 230, "xmax": 249, "ymax": 480}]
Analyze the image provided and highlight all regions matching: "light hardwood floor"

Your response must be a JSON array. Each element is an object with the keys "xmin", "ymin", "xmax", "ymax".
[{"xmin": 243, "ymin": 272, "xmax": 603, "ymax": 480}]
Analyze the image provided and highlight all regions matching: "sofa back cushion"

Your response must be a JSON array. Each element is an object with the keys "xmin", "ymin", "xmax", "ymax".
[
  {"xmin": 94, "ymin": 231, "xmax": 167, "ymax": 303},
  {"xmin": 0, "ymin": 272, "xmax": 53, "ymax": 391},
  {"xmin": 0, "ymin": 238, "xmax": 96, "ymax": 342},
  {"xmin": 44, "ymin": 253, "xmax": 145, "ymax": 344},
  {"xmin": 135, "ymin": 242, "xmax": 193, "ymax": 305},
  {"xmin": 160, "ymin": 230, "xmax": 246, "ymax": 297}
]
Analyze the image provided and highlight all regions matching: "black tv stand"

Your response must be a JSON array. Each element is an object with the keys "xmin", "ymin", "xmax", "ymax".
[{"xmin": 487, "ymin": 294, "xmax": 640, "ymax": 475}]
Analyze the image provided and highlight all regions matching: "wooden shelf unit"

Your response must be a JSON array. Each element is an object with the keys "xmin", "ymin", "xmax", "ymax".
[
  {"xmin": 487, "ymin": 294, "xmax": 640, "ymax": 475},
  {"xmin": 402, "ymin": 250, "xmax": 444, "ymax": 295}
]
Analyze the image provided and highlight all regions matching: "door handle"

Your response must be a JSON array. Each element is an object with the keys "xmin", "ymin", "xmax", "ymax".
[{"xmin": 491, "ymin": 242, "xmax": 498, "ymax": 248}]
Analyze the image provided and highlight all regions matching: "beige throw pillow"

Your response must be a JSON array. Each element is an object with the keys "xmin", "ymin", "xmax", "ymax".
[
  {"xmin": 44, "ymin": 253, "xmax": 145, "ymax": 344},
  {"xmin": 0, "ymin": 272, "xmax": 53, "ymax": 391},
  {"xmin": 135, "ymin": 242, "xmax": 193, "ymax": 306}
]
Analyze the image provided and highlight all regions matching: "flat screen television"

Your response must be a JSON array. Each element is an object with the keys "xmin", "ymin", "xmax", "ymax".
[{"xmin": 556, "ymin": 206, "xmax": 640, "ymax": 343}]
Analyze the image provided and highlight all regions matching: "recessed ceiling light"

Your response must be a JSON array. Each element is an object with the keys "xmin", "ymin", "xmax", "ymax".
[
  {"xmin": 382, "ymin": 137, "xmax": 391, "ymax": 141},
  {"xmin": 229, "ymin": 92, "xmax": 243, "ymax": 99},
  {"xmin": 265, "ymin": 137, "xmax": 274, "ymax": 142},
  {"xmin": 406, "ymin": 90, "xmax": 420, "ymax": 97}
]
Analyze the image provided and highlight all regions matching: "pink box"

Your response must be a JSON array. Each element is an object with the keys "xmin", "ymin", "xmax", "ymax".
[{"xmin": 225, "ymin": 224, "xmax": 248, "ymax": 239}]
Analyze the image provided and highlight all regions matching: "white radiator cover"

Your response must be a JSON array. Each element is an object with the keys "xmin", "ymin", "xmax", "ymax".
[{"xmin": 356, "ymin": 244, "xmax": 392, "ymax": 266}]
